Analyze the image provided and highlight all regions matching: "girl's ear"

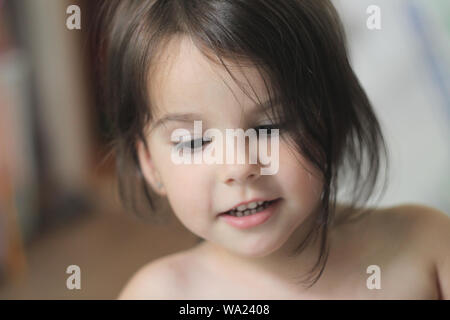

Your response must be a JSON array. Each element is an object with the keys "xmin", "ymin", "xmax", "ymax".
[{"xmin": 136, "ymin": 139, "xmax": 167, "ymax": 197}]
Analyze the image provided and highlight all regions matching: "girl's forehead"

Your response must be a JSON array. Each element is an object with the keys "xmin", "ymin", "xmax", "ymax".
[{"xmin": 148, "ymin": 36, "xmax": 270, "ymax": 119}]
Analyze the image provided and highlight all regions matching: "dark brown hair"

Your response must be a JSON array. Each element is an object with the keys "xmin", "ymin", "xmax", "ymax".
[{"xmin": 92, "ymin": 0, "xmax": 389, "ymax": 288}]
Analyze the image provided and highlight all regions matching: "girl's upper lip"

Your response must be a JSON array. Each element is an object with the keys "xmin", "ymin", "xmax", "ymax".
[{"xmin": 219, "ymin": 197, "xmax": 281, "ymax": 215}]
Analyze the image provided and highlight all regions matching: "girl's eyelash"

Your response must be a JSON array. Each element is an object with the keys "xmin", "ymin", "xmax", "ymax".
[
  {"xmin": 173, "ymin": 123, "xmax": 281, "ymax": 152},
  {"xmin": 174, "ymin": 137, "xmax": 212, "ymax": 152}
]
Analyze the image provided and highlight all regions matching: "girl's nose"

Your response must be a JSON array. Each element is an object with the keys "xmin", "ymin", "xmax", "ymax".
[
  {"xmin": 221, "ymin": 140, "xmax": 262, "ymax": 185},
  {"xmin": 222, "ymin": 162, "xmax": 261, "ymax": 186}
]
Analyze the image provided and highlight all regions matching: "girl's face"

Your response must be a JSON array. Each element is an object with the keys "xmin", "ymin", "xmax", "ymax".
[{"xmin": 137, "ymin": 37, "xmax": 324, "ymax": 257}]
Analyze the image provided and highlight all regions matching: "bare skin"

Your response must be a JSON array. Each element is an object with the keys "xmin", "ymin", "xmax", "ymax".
[{"xmin": 118, "ymin": 203, "xmax": 450, "ymax": 299}]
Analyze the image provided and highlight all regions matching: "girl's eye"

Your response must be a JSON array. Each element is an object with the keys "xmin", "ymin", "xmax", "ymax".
[
  {"xmin": 175, "ymin": 137, "xmax": 212, "ymax": 152},
  {"xmin": 173, "ymin": 124, "xmax": 281, "ymax": 152}
]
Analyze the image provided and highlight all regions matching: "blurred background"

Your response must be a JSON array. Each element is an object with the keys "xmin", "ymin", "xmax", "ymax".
[{"xmin": 0, "ymin": 0, "xmax": 448, "ymax": 299}]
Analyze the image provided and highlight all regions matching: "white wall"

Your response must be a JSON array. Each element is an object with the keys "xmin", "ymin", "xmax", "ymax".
[{"xmin": 334, "ymin": 0, "xmax": 450, "ymax": 214}]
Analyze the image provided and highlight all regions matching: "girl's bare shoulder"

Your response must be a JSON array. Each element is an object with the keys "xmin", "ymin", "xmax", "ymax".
[
  {"xmin": 117, "ymin": 248, "xmax": 198, "ymax": 300},
  {"xmin": 334, "ymin": 202, "xmax": 449, "ymax": 245},
  {"xmin": 386, "ymin": 203, "xmax": 450, "ymax": 298},
  {"xmin": 362, "ymin": 203, "xmax": 450, "ymax": 250},
  {"xmin": 333, "ymin": 203, "xmax": 450, "ymax": 299}
]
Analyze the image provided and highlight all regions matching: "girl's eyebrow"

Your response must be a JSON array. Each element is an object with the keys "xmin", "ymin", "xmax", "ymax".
[
  {"xmin": 150, "ymin": 112, "xmax": 204, "ymax": 132},
  {"xmin": 150, "ymin": 97, "xmax": 279, "ymax": 132}
]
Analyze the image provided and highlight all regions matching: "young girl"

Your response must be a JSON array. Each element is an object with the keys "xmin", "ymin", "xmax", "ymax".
[{"xmin": 93, "ymin": 0, "xmax": 450, "ymax": 299}]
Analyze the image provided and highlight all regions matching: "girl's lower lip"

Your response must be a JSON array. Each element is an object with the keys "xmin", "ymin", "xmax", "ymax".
[{"xmin": 219, "ymin": 198, "xmax": 282, "ymax": 229}]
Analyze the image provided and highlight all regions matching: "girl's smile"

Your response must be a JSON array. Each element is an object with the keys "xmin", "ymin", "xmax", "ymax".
[{"xmin": 218, "ymin": 197, "xmax": 283, "ymax": 229}]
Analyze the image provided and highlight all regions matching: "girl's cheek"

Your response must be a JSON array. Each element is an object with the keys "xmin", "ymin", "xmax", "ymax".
[
  {"xmin": 278, "ymin": 146, "xmax": 323, "ymax": 197},
  {"xmin": 167, "ymin": 186, "xmax": 211, "ymax": 236},
  {"xmin": 164, "ymin": 163, "xmax": 208, "ymax": 202}
]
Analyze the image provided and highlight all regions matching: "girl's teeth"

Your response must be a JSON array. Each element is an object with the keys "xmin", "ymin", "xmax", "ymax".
[
  {"xmin": 247, "ymin": 202, "xmax": 257, "ymax": 209},
  {"xmin": 228, "ymin": 201, "xmax": 273, "ymax": 217},
  {"xmin": 236, "ymin": 201, "xmax": 262, "ymax": 212}
]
